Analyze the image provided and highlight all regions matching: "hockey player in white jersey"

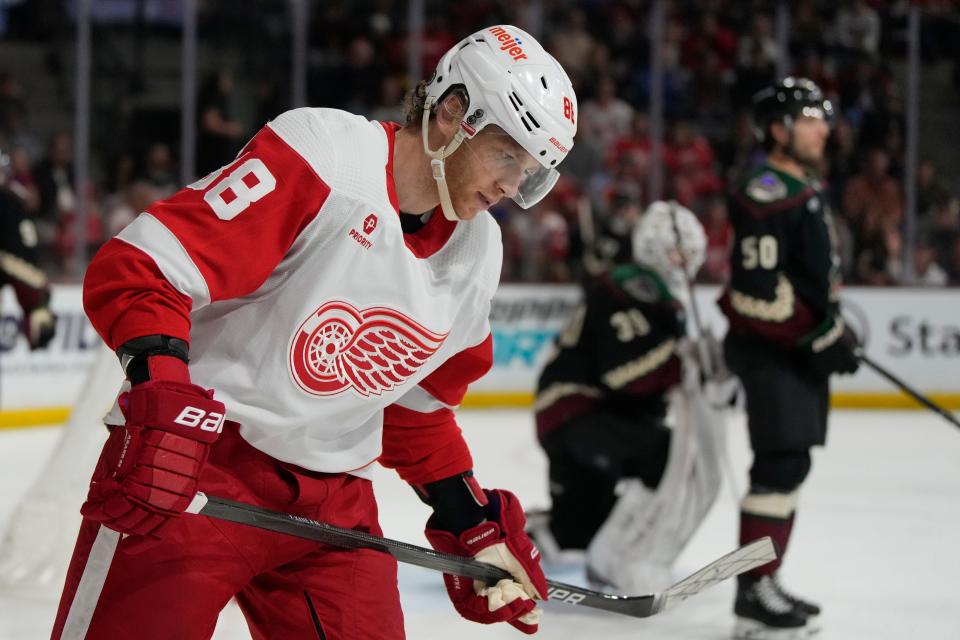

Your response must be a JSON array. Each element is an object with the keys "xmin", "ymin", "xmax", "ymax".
[
  {"xmin": 530, "ymin": 202, "xmax": 727, "ymax": 593},
  {"xmin": 53, "ymin": 25, "xmax": 576, "ymax": 639}
]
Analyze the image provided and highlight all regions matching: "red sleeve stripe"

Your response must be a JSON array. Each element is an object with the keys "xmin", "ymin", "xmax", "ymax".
[{"xmin": 116, "ymin": 214, "xmax": 211, "ymax": 307}]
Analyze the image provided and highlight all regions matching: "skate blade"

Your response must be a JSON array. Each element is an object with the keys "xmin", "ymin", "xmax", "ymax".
[{"xmin": 733, "ymin": 617, "xmax": 811, "ymax": 640}]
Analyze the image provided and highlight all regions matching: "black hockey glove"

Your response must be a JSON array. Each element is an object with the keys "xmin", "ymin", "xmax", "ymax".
[
  {"xmin": 799, "ymin": 316, "xmax": 860, "ymax": 377},
  {"xmin": 24, "ymin": 305, "xmax": 56, "ymax": 350}
]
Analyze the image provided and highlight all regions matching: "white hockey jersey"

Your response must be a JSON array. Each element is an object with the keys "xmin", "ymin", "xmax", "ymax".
[{"xmin": 84, "ymin": 108, "xmax": 502, "ymax": 477}]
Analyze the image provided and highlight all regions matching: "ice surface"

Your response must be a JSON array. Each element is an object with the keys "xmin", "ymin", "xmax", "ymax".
[{"xmin": 1, "ymin": 408, "xmax": 958, "ymax": 639}]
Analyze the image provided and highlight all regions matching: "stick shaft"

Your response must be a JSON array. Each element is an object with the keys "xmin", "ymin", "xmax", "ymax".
[
  {"xmin": 859, "ymin": 353, "xmax": 960, "ymax": 430},
  {"xmin": 188, "ymin": 493, "xmax": 773, "ymax": 618}
]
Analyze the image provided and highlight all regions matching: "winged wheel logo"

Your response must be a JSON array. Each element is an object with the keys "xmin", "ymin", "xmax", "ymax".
[{"xmin": 290, "ymin": 301, "xmax": 448, "ymax": 396}]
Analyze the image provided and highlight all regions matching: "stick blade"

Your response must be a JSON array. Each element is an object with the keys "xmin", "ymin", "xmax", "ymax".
[{"xmin": 660, "ymin": 537, "xmax": 777, "ymax": 611}]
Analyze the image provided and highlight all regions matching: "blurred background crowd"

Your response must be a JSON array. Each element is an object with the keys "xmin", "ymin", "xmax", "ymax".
[{"xmin": 1, "ymin": 0, "xmax": 959, "ymax": 286}]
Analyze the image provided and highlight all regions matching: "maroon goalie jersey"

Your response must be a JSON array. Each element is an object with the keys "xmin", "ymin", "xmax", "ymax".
[{"xmin": 83, "ymin": 108, "xmax": 502, "ymax": 483}]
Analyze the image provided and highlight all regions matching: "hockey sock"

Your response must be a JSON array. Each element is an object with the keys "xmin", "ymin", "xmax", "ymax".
[{"xmin": 739, "ymin": 490, "xmax": 797, "ymax": 579}]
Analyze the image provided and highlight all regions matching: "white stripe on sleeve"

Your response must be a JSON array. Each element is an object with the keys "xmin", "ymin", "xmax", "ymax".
[
  {"xmin": 393, "ymin": 385, "xmax": 455, "ymax": 413},
  {"xmin": 117, "ymin": 213, "xmax": 212, "ymax": 309}
]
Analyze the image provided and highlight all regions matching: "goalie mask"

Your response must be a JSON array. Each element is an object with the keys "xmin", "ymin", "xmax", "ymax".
[
  {"xmin": 632, "ymin": 201, "xmax": 706, "ymax": 298},
  {"xmin": 423, "ymin": 25, "xmax": 577, "ymax": 220}
]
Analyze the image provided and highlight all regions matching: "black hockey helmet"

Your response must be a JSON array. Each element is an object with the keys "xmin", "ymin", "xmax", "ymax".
[{"xmin": 751, "ymin": 77, "xmax": 834, "ymax": 148}]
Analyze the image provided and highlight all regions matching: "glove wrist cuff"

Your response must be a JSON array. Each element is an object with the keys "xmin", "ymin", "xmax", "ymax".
[
  {"xmin": 124, "ymin": 383, "xmax": 224, "ymax": 443},
  {"xmin": 415, "ymin": 471, "xmax": 488, "ymax": 535}
]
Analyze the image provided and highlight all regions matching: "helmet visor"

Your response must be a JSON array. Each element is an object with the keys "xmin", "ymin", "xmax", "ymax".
[{"xmin": 464, "ymin": 130, "xmax": 560, "ymax": 209}]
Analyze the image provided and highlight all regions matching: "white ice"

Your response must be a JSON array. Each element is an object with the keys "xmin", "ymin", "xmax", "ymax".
[{"xmin": 1, "ymin": 408, "xmax": 959, "ymax": 639}]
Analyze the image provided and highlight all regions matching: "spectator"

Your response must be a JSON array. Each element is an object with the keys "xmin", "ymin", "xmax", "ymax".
[
  {"xmin": 342, "ymin": 36, "xmax": 385, "ymax": 115},
  {"xmin": 139, "ymin": 142, "xmax": 178, "ymax": 198},
  {"xmin": 842, "ymin": 148, "xmax": 903, "ymax": 232},
  {"xmin": 916, "ymin": 159, "xmax": 950, "ymax": 221},
  {"xmin": 682, "ymin": 11, "xmax": 738, "ymax": 72},
  {"xmin": 949, "ymin": 236, "xmax": 960, "ymax": 285},
  {"xmin": 663, "ymin": 120, "xmax": 723, "ymax": 209},
  {"xmin": 6, "ymin": 144, "xmax": 40, "ymax": 213},
  {"xmin": 196, "ymin": 70, "xmax": 244, "ymax": 177},
  {"xmin": 104, "ymin": 180, "xmax": 161, "ymax": 237},
  {"xmin": 906, "ymin": 244, "xmax": 948, "ymax": 287},
  {"xmin": 550, "ymin": 9, "xmax": 596, "ymax": 86},
  {"xmin": 32, "ymin": 132, "xmax": 75, "ymax": 263},
  {"xmin": 832, "ymin": 0, "xmax": 881, "ymax": 59},
  {"xmin": 737, "ymin": 14, "xmax": 780, "ymax": 70},
  {"xmin": 825, "ymin": 116, "xmax": 858, "ymax": 197},
  {"xmin": 855, "ymin": 219, "xmax": 902, "ymax": 285},
  {"xmin": 0, "ymin": 102, "xmax": 41, "ymax": 163},
  {"xmin": 790, "ymin": 0, "xmax": 829, "ymax": 56},
  {"xmin": 579, "ymin": 77, "xmax": 634, "ymax": 159},
  {"xmin": 928, "ymin": 196, "xmax": 960, "ymax": 272},
  {"xmin": 700, "ymin": 196, "xmax": 733, "ymax": 283},
  {"xmin": 606, "ymin": 113, "xmax": 652, "ymax": 180}
]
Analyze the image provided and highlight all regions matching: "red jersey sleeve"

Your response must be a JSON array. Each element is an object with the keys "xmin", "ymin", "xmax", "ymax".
[
  {"xmin": 83, "ymin": 123, "xmax": 331, "ymax": 349},
  {"xmin": 379, "ymin": 334, "xmax": 494, "ymax": 484}
]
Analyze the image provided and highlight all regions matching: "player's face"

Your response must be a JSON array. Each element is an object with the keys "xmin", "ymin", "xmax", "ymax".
[
  {"xmin": 444, "ymin": 126, "xmax": 541, "ymax": 220},
  {"xmin": 790, "ymin": 116, "xmax": 830, "ymax": 166}
]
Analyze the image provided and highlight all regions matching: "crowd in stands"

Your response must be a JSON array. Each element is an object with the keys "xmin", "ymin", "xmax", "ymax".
[{"xmin": 1, "ymin": 0, "xmax": 959, "ymax": 286}]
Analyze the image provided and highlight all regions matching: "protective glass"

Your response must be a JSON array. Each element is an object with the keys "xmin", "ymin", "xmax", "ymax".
[{"xmin": 463, "ymin": 133, "xmax": 559, "ymax": 209}]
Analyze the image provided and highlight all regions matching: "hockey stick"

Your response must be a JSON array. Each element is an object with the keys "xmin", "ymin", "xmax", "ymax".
[
  {"xmin": 187, "ymin": 492, "xmax": 776, "ymax": 619},
  {"xmin": 667, "ymin": 202, "xmax": 742, "ymax": 503},
  {"xmin": 856, "ymin": 350, "xmax": 960, "ymax": 430}
]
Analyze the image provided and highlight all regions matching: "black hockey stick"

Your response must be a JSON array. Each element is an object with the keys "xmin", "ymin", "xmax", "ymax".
[
  {"xmin": 187, "ymin": 492, "xmax": 776, "ymax": 619},
  {"xmin": 856, "ymin": 350, "xmax": 960, "ymax": 430}
]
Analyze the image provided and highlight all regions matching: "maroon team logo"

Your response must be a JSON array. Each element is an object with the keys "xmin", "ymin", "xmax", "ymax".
[
  {"xmin": 363, "ymin": 214, "xmax": 378, "ymax": 235},
  {"xmin": 289, "ymin": 300, "xmax": 448, "ymax": 397}
]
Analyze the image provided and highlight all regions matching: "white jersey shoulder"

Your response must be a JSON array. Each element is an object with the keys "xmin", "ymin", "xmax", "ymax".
[{"xmin": 268, "ymin": 107, "xmax": 392, "ymax": 207}]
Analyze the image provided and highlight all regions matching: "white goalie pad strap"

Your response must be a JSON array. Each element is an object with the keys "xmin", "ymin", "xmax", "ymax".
[
  {"xmin": 393, "ymin": 385, "xmax": 456, "ymax": 413},
  {"xmin": 117, "ymin": 213, "xmax": 212, "ymax": 309},
  {"xmin": 741, "ymin": 491, "xmax": 798, "ymax": 519}
]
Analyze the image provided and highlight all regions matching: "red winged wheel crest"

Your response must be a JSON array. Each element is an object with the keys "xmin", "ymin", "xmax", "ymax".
[{"xmin": 290, "ymin": 300, "xmax": 448, "ymax": 397}]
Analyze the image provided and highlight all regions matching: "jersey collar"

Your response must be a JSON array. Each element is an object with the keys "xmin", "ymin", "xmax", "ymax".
[{"xmin": 380, "ymin": 121, "xmax": 457, "ymax": 259}]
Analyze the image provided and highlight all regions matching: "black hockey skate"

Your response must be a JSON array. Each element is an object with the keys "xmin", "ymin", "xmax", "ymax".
[
  {"xmin": 734, "ymin": 575, "xmax": 810, "ymax": 639},
  {"xmin": 770, "ymin": 575, "xmax": 821, "ymax": 634},
  {"xmin": 770, "ymin": 574, "xmax": 821, "ymax": 617}
]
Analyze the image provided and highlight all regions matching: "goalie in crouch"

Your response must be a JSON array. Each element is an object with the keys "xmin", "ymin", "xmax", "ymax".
[{"xmin": 531, "ymin": 202, "xmax": 725, "ymax": 592}]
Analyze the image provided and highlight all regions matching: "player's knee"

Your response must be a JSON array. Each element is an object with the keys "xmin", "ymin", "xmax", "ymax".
[{"xmin": 749, "ymin": 450, "xmax": 811, "ymax": 493}]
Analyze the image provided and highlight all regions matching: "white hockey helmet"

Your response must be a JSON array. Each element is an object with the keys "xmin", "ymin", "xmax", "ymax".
[
  {"xmin": 632, "ymin": 201, "xmax": 706, "ymax": 295},
  {"xmin": 422, "ymin": 25, "xmax": 577, "ymax": 220}
]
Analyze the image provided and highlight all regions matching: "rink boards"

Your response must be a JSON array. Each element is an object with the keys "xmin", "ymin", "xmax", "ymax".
[{"xmin": 1, "ymin": 284, "xmax": 958, "ymax": 426}]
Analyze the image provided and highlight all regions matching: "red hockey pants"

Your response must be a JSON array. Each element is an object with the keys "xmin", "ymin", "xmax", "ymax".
[{"xmin": 51, "ymin": 423, "xmax": 405, "ymax": 639}]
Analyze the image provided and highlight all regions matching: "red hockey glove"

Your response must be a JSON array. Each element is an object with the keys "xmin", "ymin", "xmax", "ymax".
[
  {"xmin": 424, "ymin": 489, "xmax": 548, "ymax": 635},
  {"xmin": 81, "ymin": 356, "xmax": 225, "ymax": 537}
]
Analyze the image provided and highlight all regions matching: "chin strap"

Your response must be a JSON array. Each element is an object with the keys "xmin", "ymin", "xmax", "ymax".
[{"xmin": 421, "ymin": 97, "xmax": 469, "ymax": 222}]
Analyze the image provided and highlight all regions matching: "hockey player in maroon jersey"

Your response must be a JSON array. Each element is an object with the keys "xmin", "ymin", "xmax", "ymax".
[
  {"xmin": 719, "ymin": 78, "xmax": 859, "ymax": 639},
  {"xmin": 530, "ymin": 202, "xmax": 724, "ymax": 592},
  {"xmin": 0, "ymin": 151, "xmax": 56, "ymax": 351},
  {"xmin": 52, "ymin": 26, "xmax": 576, "ymax": 639}
]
